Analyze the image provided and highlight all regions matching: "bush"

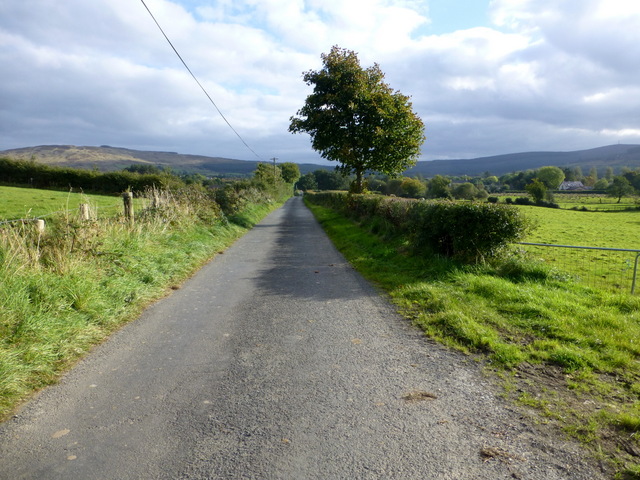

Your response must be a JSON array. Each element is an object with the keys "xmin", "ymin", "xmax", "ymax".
[
  {"xmin": 305, "ymin": 192, "xmax": 533, "ymax": 263},
  {"xmin": 408, "ymin": 201, "xmax": 531, "ymax": 262},
  {"xmin": 514, "ymin": 197, "xmax": 533, "ymax": 205},
  {"xmin": 536, "ymin": 200, "xmax": 560, "ymax": 209},
  {"xmin": 487, "ymin": 196, "xmax": 499, "ymax": 203},
  {"xmin": 213, "ymin": 181, "xmax": 268, "ymax": 216}
]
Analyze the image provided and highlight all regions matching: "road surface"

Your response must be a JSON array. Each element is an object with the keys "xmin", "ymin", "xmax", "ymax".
[{"xmin": 0, "ymin": 197, "xmax": 606, "ymax": 479}]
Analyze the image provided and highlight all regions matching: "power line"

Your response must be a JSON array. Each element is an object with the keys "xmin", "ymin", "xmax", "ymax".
[{"xmin": 139, "ymin": 0, "xmax": 262, "ymax": 160}]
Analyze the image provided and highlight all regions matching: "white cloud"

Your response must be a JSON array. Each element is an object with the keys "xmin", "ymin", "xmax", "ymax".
[
  {"xmin": 1, "ymin": 0, "xmax": 639, "ymax": 163},
  {"xmin": 602, "ymin": 129, "xmax": 640, "ymax": 137}
]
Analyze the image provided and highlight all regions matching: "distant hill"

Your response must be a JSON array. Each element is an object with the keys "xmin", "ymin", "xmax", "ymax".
[
  {"xmin": 2, "ymin": 143, "xmax": 640, "ymax": 178},
  {"xmin": 0, "ymin": 145, "xmax": 326, "ymax": 176},
  {"xmin": 407, "ymin": 144, "xmax": 640, "ymax": 177}
]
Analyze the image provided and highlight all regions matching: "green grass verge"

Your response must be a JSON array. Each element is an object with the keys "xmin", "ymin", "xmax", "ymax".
[
  {"xmin": 0, "ymin": 195, "xmax": 283, "ymax": 420},
  {"xmin": 306, "ymin": 200, "xmax": 640, "ymax": 478}
]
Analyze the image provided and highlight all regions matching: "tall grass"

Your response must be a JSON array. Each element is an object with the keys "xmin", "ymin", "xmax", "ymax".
[{"xmin": 0, "ymin": 186, "xmax": 284, "ymax": 419}]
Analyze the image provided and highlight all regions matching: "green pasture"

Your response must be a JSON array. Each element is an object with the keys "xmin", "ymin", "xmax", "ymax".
[
  {"xmin": 555, "ymin": 193, "xmax": 638, "ymax": 211},
  {"xmin": 499, "ymin": 192, "xmax": 639, "ymax": 211},
  {"xmin": 516, "ymin": 205, "xmax": 640, "ymax": 294},
  {"xmin": 521, "ymin": 205, "xmax": 640, "ymax": 249},
  {"xmin": 0, "ymin": 186, "xmax": 136, "ymax": 221}
]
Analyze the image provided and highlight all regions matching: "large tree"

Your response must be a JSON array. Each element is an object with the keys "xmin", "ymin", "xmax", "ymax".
[
  {"xmin": 427, "ymin": 175, "xmax": 451, "ymax": 199},
  {"xmin": 607, "ymin": 176, "xmax": 635, "ymax": 203},
  {"xmin": 280, "ymin": 162, "xmax": 301, "ymax": 183},
  {"xmin": 525, "ymin": 178, "xmax": 548, "ymax": 204},
  {"xmin": 536, "ymin": 166, "xmax": 565, "ymax": 189},
  {"xmin": 289, "ymin": 46, "xmax": 425, "ymax": 194}
]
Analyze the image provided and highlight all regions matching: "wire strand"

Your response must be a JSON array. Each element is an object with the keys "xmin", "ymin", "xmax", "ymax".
[{"xmin": 139, "ymin": 0, "xmax": 262, "ymax": 160}]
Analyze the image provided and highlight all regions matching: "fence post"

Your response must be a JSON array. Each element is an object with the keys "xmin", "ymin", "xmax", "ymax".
[
  {"xmin": 632, "ymin": 253, "xmax": 640, "ymax": 294},
  {"xmin": 122, "ymin": 192, "xmax": 134, "ymax": 222},
  {"xmin": 34, "ymin": 219, "xmax": 45, "ymax": 233},
  {"xmin": 79, "ymin": 203, "xmax": 90, "ymax": 221}
]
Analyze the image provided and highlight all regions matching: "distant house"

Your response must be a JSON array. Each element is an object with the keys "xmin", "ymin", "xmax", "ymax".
[{"xmin": 559, "ymin": 181, "xmax": 591, "ymax": 191}]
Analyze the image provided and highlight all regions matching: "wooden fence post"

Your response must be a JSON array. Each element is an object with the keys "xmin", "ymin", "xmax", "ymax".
[
  {"xmin": 79, "ymin": 203, "xmax": 90, "ymax": 221},
  {"xmin": 122, "ymin": 192, "xmax": 134, "ymax": 222}
]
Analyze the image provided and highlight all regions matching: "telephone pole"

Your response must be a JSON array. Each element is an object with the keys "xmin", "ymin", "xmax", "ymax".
[{"xmin": 271, "ymin": 157, "xmax": 278, "ymax": 188}]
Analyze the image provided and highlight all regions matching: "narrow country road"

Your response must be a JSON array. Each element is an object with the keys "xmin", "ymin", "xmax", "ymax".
[{"xmin": 0, "ymin": 197, "xmax": 606, "ymax": 479}]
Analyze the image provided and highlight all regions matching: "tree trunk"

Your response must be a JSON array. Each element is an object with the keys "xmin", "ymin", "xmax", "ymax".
[{"xmin": 354, "ymin": 170, "xmax": 364, "ymax": 194}]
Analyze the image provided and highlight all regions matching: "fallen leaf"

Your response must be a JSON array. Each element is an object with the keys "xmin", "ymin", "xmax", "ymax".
[{"xmin": 402, "ymin": 391, "xmax": 437, "ymax": 402}]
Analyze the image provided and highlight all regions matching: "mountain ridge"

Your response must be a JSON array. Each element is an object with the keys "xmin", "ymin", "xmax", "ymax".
[
  {"xmin": 2, "ymin": 144, "xmax": 640, "ymax": 177},
  {"xmin": 407, "ymin": 144, "xmax": 640, "ymax": 176}
]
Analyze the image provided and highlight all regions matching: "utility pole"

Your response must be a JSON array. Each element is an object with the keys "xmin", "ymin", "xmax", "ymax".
[{"xmin": 271, "ymin": 157, "xmax": 278, "ymax": 188}]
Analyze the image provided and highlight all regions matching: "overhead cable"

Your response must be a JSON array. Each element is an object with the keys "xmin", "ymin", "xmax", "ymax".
[{"xmin": 139, "ymin": 0, "xmax": 262, "ymax": 160}]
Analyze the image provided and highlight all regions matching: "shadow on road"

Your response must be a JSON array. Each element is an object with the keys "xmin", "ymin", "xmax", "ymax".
[{"xmin": 253, "ymin": 197, "xmax": 370, "ymax": 302}]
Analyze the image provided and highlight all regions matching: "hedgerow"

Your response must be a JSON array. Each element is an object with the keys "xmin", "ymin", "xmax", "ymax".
[
  {"xmin": 305, "ymin": 192, "xmax": 532, "ymax": 263},
  {"xmin": 0, "ymin": 157, "xmax": 181, "ymax": 194}
]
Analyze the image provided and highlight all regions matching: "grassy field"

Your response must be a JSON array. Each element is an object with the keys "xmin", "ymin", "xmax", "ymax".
[
  {"xmin": 515, "ymin": 203, "xmax": 640, "ymax": 294},
  {"xmin": 307, "ymin": 199, "xmax": 640, "ymax": 478},
  {"xmin": 554, "ymin": 193, "xmax": 639, "ymax": 211},
  {"xmin": 0, "ymin": 185, "xmax": 143, "ymax": 220},
  {"xmin": 521, "ymin": 206, "xmax": 640, "ymax": 248},
  {"xmin": 500, "ymin": 192, "xmax": 639, "ymax": 211}
]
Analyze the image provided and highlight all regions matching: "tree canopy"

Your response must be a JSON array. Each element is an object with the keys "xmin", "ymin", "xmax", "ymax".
[
  {"xmin": 525, "ymin": 178, "xmax": 548, "ymax": 204},
  {"xmin": 536, "ymin": 166, "xmax": 565, "ymax": 189},
  {"xmin": 607, "ymin": 176, "xmax": 634, "ymax": 203},
  {"xmin": 280, "ymin": 162, "xmax": 301, "ymax": 183},
  {"xmin": 289, "ymin": 46, "xmax": 425, "ymax": 193}
]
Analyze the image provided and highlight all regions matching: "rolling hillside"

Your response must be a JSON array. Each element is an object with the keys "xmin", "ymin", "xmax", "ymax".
[
  {"xmin": 2, "ymin": 144, "xmax": 640, "ymax": 178},
  {"xmin": 408, "ymin": 144, "xmax": 640, "ymax": 176},
  {"xmin": 0, "ymin": 145, "xmax": 324, "ymax": 176}
]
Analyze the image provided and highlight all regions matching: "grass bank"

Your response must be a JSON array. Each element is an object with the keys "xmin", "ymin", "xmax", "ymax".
[
  {"xmin": 0, "ymin": 189, "xmax": 286, "ymax": 420},
  {"xmin": 306, "ymin": 200, "xmax": 640, "ymax": 478}
]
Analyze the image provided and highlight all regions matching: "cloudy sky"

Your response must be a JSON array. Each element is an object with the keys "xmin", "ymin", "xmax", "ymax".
[{"xmin": 1, "ymin": 0, "xmax": 639, "ymax": 164}]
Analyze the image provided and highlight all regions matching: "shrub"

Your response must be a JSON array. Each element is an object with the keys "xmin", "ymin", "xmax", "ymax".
[
  {"xmin": 487, "ymin": 196, "xmax": 499, "ymax": 203},
  {"xmin": 305, "ymin": 192, "xmax": 533, "ymax": 263},
  {"xmin": 514, "ymin": 197, "xmax": 533, "ymax": 205},
  {"xmin": 408, "ymin": 201, "xmax": 532, "ymax": 262},
  {"xmin": 213, "ymin": 181, "xmax": 267, "ymax": 216}
]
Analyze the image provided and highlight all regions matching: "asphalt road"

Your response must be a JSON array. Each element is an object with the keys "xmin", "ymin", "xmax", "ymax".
[{"xmin": 0, "ymin": 197, "xmax": 606, "ymax": 479}]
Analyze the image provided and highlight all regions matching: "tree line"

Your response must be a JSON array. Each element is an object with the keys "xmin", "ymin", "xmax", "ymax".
[
  {"xmin": 0, "ymin": 156, "xmax": 305, "ymax": 219},
  {"xmin": 297, "ymin": 164, "xmax": 640, "ymax": 205}
]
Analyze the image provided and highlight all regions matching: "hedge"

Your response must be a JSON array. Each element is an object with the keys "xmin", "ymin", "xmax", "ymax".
[
  {"xmin": 306, "ymin": 192, "xmax": 532, "ymax": 263},
  {"xmin": 0, "ymin": 158, "xmax": 181, "ymax": 194}
]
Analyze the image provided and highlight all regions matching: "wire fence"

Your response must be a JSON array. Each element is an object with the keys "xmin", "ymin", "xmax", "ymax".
[
  {"xmin": 0, "ymin": 200, "xmax": 136, "ymax": 228},
  {"xmin": 517, "ymin": 242, "xmax": 640, "ymax": 294},
  {"xmin": 3, "ymin": 199, "xmax": 639, "ymax": 294}
]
